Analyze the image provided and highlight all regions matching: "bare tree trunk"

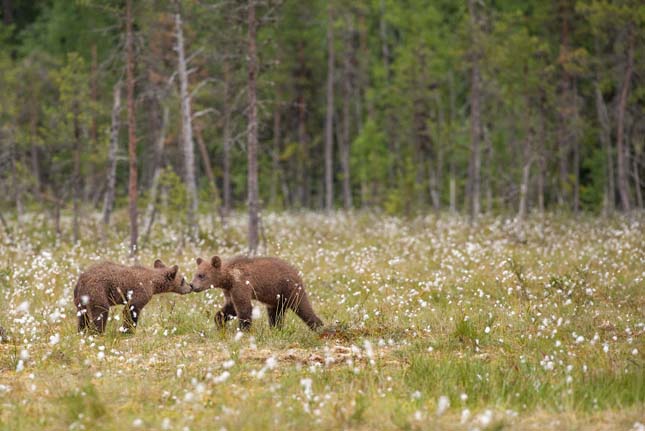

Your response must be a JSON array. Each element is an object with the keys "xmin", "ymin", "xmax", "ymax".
[
  {"xmin": 247, "ymin": 0, "xmax": 259, "ymax": 254},
  {"xmin": 341, "ymin": 25, "xmax": 353, "ymax": 210},
  {"xmin": 616, "ymin": 27, "xmax": 634, "ymax": 211},
  {"xmin": 126, "ymin": 0, "xmax": 138, "ymax": 256},
  {"xmin": 72, "ymin": 107, "xmax": 81, "ymax": 244},
  {"xmin": 102, "ymin": 81, "xmax": 122, "ymax": 227},
  {"xmin": 143, "ymin": 105, "xmax": 168, "ymax": 241},
  {"xmin": 324, "ymin": 4, "xmax": 335, "ymax": 211},
  {"xmin": 222, "ymin": 59, "xmax": 232, "ymax": 216},
  {"xmin": 467, "ymin": 0, "xmax": 481, "ymax": 222},
  {"xmin": 0, "ymin": 210, "xmax": 10, "ymax": 240},
  {"xmin": 175, "ymin": 10, "xmax": 199, "ymax": 235}
]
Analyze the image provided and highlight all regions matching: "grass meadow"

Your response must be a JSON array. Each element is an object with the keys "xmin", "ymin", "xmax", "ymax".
[{"xmin": 0, "ymin": 211, "xmax": 643, "ymax": 430}]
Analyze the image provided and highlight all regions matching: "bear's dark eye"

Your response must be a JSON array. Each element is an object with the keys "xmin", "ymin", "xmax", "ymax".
[{"xmin": 198, "ymin": 274, "xmax": 205, "ymax": 279}]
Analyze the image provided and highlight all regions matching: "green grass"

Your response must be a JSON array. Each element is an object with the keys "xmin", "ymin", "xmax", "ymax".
[{"xmin": 0, "ymin": 210, "xmax": 643, "ymax": 430}]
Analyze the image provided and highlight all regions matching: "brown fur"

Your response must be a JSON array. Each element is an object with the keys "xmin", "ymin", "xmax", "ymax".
[
  {"xmin": 190, "ymin": 255, "xmax": 323, "ymax": 331},
  {"xmin": 73, "ymin": 260, "xmax": 190, "ymax": 333}
]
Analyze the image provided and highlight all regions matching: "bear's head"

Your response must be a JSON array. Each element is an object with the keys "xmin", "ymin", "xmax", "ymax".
[
  {"xmin": 154, "ymin": 259, "xmax": 191, "ymax": 294},
  {"xmin": 189, "ymin": 255, "xmax": 225, "ymax": 292}
]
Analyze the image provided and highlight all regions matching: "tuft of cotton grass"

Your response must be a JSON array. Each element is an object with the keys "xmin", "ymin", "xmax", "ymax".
[{"xmin": 436, "ymin": 395, "xmax": 450, "ymax": 416}]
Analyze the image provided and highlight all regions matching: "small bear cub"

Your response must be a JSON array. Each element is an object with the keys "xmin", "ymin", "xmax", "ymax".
[
  {"xmin": 74, "ymin": 260, "xmax": 190, "ymax": 333},
  {"xmin": 189, "ymin": 255, "xmax": 323, "ymax": 331}
]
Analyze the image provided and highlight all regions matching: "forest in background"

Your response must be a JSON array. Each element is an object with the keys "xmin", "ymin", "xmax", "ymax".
[{"xmin": 0, "ymin": 0, "xmax": 643, "ymax": 249}]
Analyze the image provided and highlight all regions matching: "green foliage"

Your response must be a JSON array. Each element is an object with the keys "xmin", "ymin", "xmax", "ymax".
[{"xmin": 158, "ymin": 166, "xmax": 188, "ymax": 226}]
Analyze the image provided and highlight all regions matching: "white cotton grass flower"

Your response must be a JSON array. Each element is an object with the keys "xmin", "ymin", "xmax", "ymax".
[
  {"xmin": 213, "ymin": 371, "xmax": 230, "ymax": 384},
  {"xmin": 222, "ymin": 359, "xmax": 235, "ymax": 369},
  {"xmin": 19, "ymin": 349, "xmax": 29, "ymax": 361},
  {"xmin": 49, "ymin": 333, "xmax": 60, "ymax": 345},
  {"xmin": 411, "ymin": 390, "xmax": 422, "ymax": 400},
  {"xmin": 16, "ymin": 360, "xmax": 24, "ymax": 372},
  {"xmin": 631, "ymin": 422, "xmax": 645, "ymax": 431},
  {"xmin": 132, "ymin": 418, "xmax": 143, "ymax": 427},
  {"xmin": 436, "ymin": 395, "xmax": 450, "ymax": 416},
  {"xmin": 460, "ymin": 408, "xmax": 471, "ymax": 424},
  {"xmin": 161, "ymin": 418, "xmax": 171, "ymax": 430},
  {"xmin": 0, "ymin": 384, "xmax": 10, "ymax": 394},
  {"xmin": 234, "ymin": 331, "xmax": 244, "ymax": 342},
  {"xmin": 300, "ymin": 378, "xmax": 313, "ymax": 400},
  {"xmin": 476, "ymin": 409, "xmax": 494, "ymax": 427},
  {"xmin": 252, "ymin": 306, "xmax": 262, "ymax": 320},
  {"xmin": 16, "ymin": 301, "xmax": 30, "ymax": 314}
]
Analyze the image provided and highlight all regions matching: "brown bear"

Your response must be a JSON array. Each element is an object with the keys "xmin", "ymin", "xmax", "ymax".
[
  {"xmin": 74, "ymin": 259, "xmax": 190, "ymax": 333},
  {"xmin": 189, "ymin": 255, "xmax": 323, "ymax": 331}
]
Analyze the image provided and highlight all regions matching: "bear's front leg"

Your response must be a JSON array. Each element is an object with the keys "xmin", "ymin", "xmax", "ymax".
[
  {"xmin": 214, "ymin": 301, "xmax": 237, "ymax": 328},
  {"xmin": 230, "ymin": 287, "xmax": 253, "ymax": 331}
]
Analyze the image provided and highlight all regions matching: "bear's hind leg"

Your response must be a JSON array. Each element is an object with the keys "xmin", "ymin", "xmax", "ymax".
[{"xmin": 290, "ymin": 292, "xmax": 323, "ymax": 331}]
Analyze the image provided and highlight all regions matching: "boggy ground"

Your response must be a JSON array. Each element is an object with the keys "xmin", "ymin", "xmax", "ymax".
[{"xmin": 0, "ymin": 211, "xmax": 643, "ymax": 430}]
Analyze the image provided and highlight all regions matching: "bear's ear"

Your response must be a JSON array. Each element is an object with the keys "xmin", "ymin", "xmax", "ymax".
[
  {"xmin": 196, "ymin": 257, "xmax": 203, "ymax": 266},
  {"xmin": 166, "ymin": 265, "xmax": 179, "ymax": 281},
  {"xmin": 211, "ymin": 256, "xmax": 222, "ymax": 269},
  {"xmin": 154, "ymin": 259, "xmax": 165, "ymax": 268}
]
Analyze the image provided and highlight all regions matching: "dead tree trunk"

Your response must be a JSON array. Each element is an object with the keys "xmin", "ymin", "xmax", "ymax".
[
  {"xmin": 247, "ymin": 0, "xmax": 259, "ymax": 254},
  {"xmin": 175, "ymin": 10, "xmax": 199, "ymax": 235},
  {"xmin": 467, "ymin": 0, "xmax": 481, "ymax": 221},
  {"xmin": 126, "ymin": 0, "xmax": 138, "ymax": 256},
  {"xmin": 102, "ymin": 81, "xmax": 122, "ymax": 227},
  {"xmin": 143, "ymin": 105, "xmax": 168, "ymax": 241},
  {"xmin": 616, "ymin": 26, "xmax": 634, "ymax": 211},
  {"xmin": 324, "ymin": 4, "xmax": 335, "ymax": 211}
]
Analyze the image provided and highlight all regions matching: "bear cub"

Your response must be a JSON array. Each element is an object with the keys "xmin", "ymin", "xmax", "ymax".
[
  {"xmin": 190, "ymin": 255, "xmax": 323, "ymax": 331},
  {"xmin": 74, "ymin": 259, "xmax": 190, "ymax": 333}
]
